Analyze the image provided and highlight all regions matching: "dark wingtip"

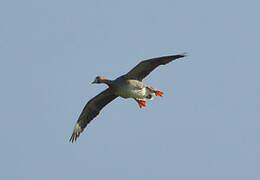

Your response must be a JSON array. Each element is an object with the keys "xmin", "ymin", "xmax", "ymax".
[
  {"xmin": 69, "ymin": 123, "xmax": 82, "ymax": 143},
  {"xmin": 165, "ymin": 53, "xmax": 187, "ymax": 62},
  {"xmin": 177, "ymin": 52, "xmax": 188, "ymax": 58},
  {"xmin": 69, "ymin": 133, "xmax": 78, "ymax": 143}
]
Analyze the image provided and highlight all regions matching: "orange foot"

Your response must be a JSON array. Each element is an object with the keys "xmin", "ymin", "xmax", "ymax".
[
  {"xmin": 136, "ymin": 99, "xmax": 146, "ymax": 108},
  {"xmin": 146, "ymin": 87, "xmax": 164, "ymax": 97},
  {"xmin": 154, "ymin": 90, "xmax": 164, "ymax": 97}
]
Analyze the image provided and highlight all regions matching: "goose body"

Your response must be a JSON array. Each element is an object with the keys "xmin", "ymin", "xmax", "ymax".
[
  {"xmin": 113, "ymin": 77, "xmax": 153, "ymax": 99},
  {"xmin": 70, "ymin": 54, "xmax": 186, "ymax": 142}
]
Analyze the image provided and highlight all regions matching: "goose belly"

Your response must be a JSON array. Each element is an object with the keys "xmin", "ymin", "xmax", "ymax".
[{"xmin": 116, "ymin": 86, "xmax": 148, "ymax": 99}]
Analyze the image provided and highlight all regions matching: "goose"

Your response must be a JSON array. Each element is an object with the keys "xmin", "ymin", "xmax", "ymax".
[{"xmin": 70, "ymin": 54, "xmax": 186, "ymax": 142}]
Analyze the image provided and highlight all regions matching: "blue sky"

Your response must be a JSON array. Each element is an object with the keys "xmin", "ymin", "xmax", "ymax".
[{"xmin": 1, "ymin": 0, "xmax": 260, "ymax": 179}]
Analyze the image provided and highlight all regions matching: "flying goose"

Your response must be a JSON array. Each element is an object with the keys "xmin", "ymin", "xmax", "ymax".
[{"xmin": 70, "ymin": 54, "xmax": 186, "ymax": 142}]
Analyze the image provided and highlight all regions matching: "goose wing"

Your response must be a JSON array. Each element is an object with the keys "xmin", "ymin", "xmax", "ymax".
[
  {"xmin": 125, "ymin": 54, "xmax": 186, "ymax": 81},
  {"xmin": 70, "ymin": 88, "xmax": 117, "ymax": 142}
]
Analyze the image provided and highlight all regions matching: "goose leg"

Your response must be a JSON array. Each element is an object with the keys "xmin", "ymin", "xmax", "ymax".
[
  {"xmin": 135, "ymin": 98, "xmax": 146, "ymax": 108},
  {"xmin": 146, "ymin": 87, "xmax": 164, "ymax": 97}
]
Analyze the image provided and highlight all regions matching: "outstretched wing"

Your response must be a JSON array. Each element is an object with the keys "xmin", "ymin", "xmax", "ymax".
[
  {"xmin": 70, "ymin": 88, "xmax": 118, "ymax": 142},
  {"xmin": 125, "ymin": 54, "xmax": 186, "ymax": 81}
]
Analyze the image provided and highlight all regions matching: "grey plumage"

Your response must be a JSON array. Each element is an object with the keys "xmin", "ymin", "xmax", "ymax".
[
  {"xmin": 70, "ymin": 89, "xmax": 117, "ymax": 142},
  {"xmin": 125, "ymin": 54, "xmax": 186, "ymax": 81}
]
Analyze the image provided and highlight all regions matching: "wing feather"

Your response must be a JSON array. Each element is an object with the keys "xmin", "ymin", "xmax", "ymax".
[
  {"xmin": 70, "ymin": 88, "xmax": 117, "ymax": 142},
  {"xmin": 125, "ymin": 54, "xmax": 186, "ymax": 81}
]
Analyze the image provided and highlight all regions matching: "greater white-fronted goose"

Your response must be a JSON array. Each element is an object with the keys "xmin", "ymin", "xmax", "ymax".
[{"xmin": 70, "ymin": 54, "xmax": 186, "ymax": 142}]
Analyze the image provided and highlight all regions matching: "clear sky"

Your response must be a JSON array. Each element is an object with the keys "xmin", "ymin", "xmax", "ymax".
[{"xmin": 1, "ymin": 0, "xmax": 260, "ymax": 179}]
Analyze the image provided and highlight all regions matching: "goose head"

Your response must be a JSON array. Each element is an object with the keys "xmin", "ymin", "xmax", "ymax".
[
  {"xmin": 92, "ymin": 76, "xmax": 105, "ymax": 84},
  {"xmin": 92, "ymin": 76, "xmax": 112, "ymax": 86}
]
